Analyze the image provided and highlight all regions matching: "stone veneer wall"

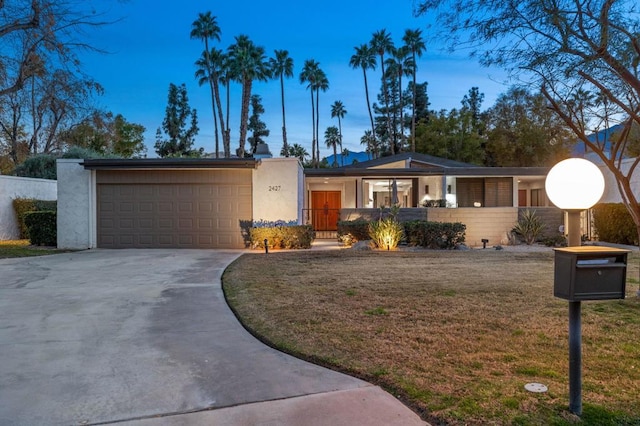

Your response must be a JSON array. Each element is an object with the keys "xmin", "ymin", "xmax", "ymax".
[{"xmin": 0, "ymin": 175, "xmax": 57, "ymax": 240}]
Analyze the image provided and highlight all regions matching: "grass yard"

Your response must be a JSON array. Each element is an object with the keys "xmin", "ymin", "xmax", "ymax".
[
  {"xmin": 0, "ymin": 239, "xmax": 71, "ymax": 258},
  {"xmin": 223, "ymin": 249, "xmax": 640, "ymax": 426}
]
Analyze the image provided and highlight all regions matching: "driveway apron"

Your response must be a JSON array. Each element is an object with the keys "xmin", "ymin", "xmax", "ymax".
[{"xmin": 0, "ymin": 249, "xmax": 363, "ymax": 424}]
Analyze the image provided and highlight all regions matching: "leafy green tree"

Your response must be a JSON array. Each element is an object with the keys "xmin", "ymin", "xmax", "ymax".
[
  {"xmin": 416, "ymin": 0, "xmax": 640, "ymax": 246},
  {"xmin": 190, "ymin": 12, "xmax": 225, "ymax": 157},
  {"xmin": 330, "ymin": 100, "xmax": 347, "ymax": 164},
  {"xmin": 247, "ymin": 95, "xmax": 270, "ymax": 154},
  {"xmin": 60, "ymin": 111, "xmax": 146, "ymax": 158},
  {"xmin": 484, "ymin": 87, "xmax": 572, "ymax": 167},
  {"xmin": 154, "ymin": 83, "xmax": 201, "ymax": 158},
  {"xmin": 269, "ymin": 50, "xmax": 294, "ymax": 157},
  {"xmin": 227, "ymin": 35, "xmax": 270, "ymax": 158},
  {"xmin": 349, "ymin": 44, "xmax": 377, "ymax": 151},
  {"xmin": 324, "ymin": 126, "xmax": 340, "ymax": 167},
  {"xmin": 370, "ymin": 29, "xmax": 395, "ymax": 153},
  {"xmin": 402, "ymin": 29, "xmax": 426, "ymax": 152}
]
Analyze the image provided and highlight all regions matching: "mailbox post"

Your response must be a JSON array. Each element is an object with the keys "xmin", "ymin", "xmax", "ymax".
[{"xmin": 553, "ymin": 246, "xmax": 630, "ymax": 414}]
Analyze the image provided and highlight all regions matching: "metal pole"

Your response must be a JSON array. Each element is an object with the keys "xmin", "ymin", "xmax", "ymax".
[
  {"xmin": 569, "ymin": 301, "xmax": 582, "ymax": 415},
  {"xmin": 567, "ymin": 209, "xmax": 582, "ymax": 416}
]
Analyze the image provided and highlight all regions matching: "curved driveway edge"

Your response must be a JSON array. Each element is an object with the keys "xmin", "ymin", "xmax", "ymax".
[{"xmin": 0, "ymin": 249, "xmax": 425, "ymax": 425}]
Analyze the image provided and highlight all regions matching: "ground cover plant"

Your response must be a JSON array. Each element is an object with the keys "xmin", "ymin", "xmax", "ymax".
[
  {"xmin": 223, "ymin": 249, "xmax": 640, "ymax": 425},
  {"xmin": 0, "ymin": 240, "xmax": 71, "ymax": 258}
]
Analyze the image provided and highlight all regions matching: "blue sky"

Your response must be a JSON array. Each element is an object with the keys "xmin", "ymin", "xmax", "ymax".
[{"xmin": 80, "ymin": 0, "xmax": 511, "ymax": 158}]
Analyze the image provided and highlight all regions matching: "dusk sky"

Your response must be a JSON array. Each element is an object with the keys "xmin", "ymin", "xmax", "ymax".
[{"xmin": 80, "ymin": 0, "xmax": 511, "ymax": 158}]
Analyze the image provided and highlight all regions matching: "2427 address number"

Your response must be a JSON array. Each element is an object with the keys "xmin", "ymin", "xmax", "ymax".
[{"xmin": 268, "ymin": 185, "xmax": 281, "ymax": 192}]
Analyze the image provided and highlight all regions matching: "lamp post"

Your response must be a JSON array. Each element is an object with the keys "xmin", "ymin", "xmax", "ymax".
[{"xmin": 545, "ymin": 158, "xmax": 605, "ymax": 416}]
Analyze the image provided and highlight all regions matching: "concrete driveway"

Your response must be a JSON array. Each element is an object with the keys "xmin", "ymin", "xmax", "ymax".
[{"xmin": 0, "ymin": 249, "xmax": 425, "ymax": 425}]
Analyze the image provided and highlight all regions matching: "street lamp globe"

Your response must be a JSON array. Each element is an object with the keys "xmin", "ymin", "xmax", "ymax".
[{"xmin": 545, "ymin": 158, "xmax": 605, "ymax": 210}]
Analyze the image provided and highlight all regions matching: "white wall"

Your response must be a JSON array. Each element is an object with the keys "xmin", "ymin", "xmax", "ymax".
[
  {"xmin": 252, "ymin": 158, "xmax": 303, "ymax": 224},
  {"xmin": 56, "ymin": 159, "xmax": 96, "ymax": 249},
  {"xmin": 599, "ymin": 158, "xmax": 640, "ymax": 203},
  {"xmin": 0, "ymin": 175, "xmax": 57, "ymax": 240}
]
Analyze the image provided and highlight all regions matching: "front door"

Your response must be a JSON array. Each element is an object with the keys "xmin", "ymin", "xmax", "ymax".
[{"xmin": 311, "ymin": 191, "xmax": 341, "ymax": 231}]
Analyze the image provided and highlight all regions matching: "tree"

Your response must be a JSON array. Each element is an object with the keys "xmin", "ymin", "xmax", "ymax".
[
  {"xmin": 0, "ymin": 0, "xmax": 109, "ymax": 98},
  {"xmin": 282, "ymin": 143, "xmax": 308, "ymax": 163},
  {"xmin": 324, "ymin": 126, "xmax": 340, "ymax": 167},
  {"xmin": 360, "ymin": 130, "xmax": 378, "ymax": 159},
  {"xmin": 484, "ymin": 87, "xmax": 572, "ymax": 167},
  {"xmin": 330, "ymin": 100, "xmax": 347, "ymax": 165},
  {"xmin": 154, "ymin": 83, "xmax": 201, "ymax": 158},
  {"xmin": 59, "ymin": 111, "xmax": 147, "ymax": 158},
  {"xmin": 349, "ymin": 44, "xmax": 377, "ymax": 152},
  {"xmin": 416, "ymin": 0, "xmax": 640, "ymax": 243},
  {"xmin": 387, "ymin": 45, "xmax": 414, "ymax": 151},
  {"xmin": 190, "ymin": 11, "xmax": 224, "ymax": 157},
  {"xmin": 269, "ymin": 50, "xmax": 294, "ymax": 157},
  {"xmin": 402, "ymin": 29, "xmax": 426, "ymax": 152},
  {"xmin": 227, "ymin": 35, "xmax": 269, "ymax": 158},
  {"xmin": 247, "ymin": 94, "xmax": 269, "ymax": 154},
  {"xmin": 371, "ymin": 29, "xmax": 395, "ymax": 154},
  {"xmin": 300, "ymin": 60, "xmax": 329, "ymax": 167}
]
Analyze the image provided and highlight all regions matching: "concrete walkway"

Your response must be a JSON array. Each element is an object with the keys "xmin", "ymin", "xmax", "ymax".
[{"xmin": 0, "ymin": 249, "xmax": 425, "ymax": 425}]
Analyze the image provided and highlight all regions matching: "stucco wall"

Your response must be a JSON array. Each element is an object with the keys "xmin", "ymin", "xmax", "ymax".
[
  {"xmin": 427, "ymin": 207, "xmax": 518, "ymax": 247},
  {"xmin": 252, "ymin": 158, "xmax": 303, "ymax": 223},
  {"xmin": 57, "ymin": 159, "xmax": 96, "ymax": 249},
  {"xmin": 599, "ymin": 158, "xmax": 640, "ymax": 203},
  {"xmin": 0, "ymin": 175, "xmax": 57, "ymax": 240}
]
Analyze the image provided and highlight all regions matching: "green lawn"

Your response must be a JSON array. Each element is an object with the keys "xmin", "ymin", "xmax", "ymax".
[{"xmin": 0, "ymin": 240, "xmax": 72, "ymax": 258}]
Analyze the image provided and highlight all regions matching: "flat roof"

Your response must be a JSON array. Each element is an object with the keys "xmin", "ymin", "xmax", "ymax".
[
  {"xmin": 81, "ymin": 158, "xmax": 259, "ymax": 170},
  {"xmin": 304, "ymin": 166, "xmax": 549, "ymax": 177}
]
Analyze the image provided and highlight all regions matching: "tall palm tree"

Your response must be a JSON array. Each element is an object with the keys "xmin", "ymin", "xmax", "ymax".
[
  {"xmin": 330, "ymin": 100, "xmax": 347, "ymax": 165},
  {"xmin": 349, "ymin": 44, "xmax": 377, "ymax": 150},
  {"xmin": 324, "ymin": 126, "xmax": 340, "ymax": 167},
  {"xmin": 389, "ymin": 46, "xmax": 414, "ymax": 151},
  {"xmin": 402, "ymin": 29, "xmax": 426, "ymax": 153},
  {"xmin": 285, "ymin": 143, "xmax": 309, "ymax": 163},
  {"xmin": 314, "ymin": 69, "xmax": 329, "ymax": 167},
  {"xmin": 269, "ymin": 50, "xmax": 294, "ymax": 157},
  {"xmin": 219, "ymin": 54, "xmax": 233, "ymax": 157},
  {"xmin": 190, "ymin": 12, "xmax": 223, "ymax": 156},
  {"xmin": 361, "ymin": 130, "xmax": 377, "ymax": 159},
  {"xmin": 300, "ymin": 59, "xmax": 320, "ymax": 166},
  {"xmin": 227, "ymin": 35, "xmax": 269, "ymax": 157},
  {"xmin": 371, "ymin": 29, "xmax": 395, "ymax": 154},
  {"xmin": 194, "ymin": 52, "xmax": 220, "ymax": 157}
]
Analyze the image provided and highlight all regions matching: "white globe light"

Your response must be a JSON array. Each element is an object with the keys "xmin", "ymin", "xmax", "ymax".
[{"xmin": 545, "ymin": 158, "xmax": 605, "ymax": 210}]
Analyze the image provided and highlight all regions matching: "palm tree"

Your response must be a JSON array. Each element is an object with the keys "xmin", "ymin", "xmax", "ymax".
[
  {"xmin": 361, "ymin": 130, "xmax": 377, "ymax": 159},
  {"xmin": 194, "ymin": 49, "xmax": 228, "ymax": 158},
  {"xmin": 349, "ymin": 44, "xmax": 377, "ymax": 149},
  {"xmin": 190, "ymin": 12, "xmax": 223, "ymax": 156},
  {"xmin": 227, "ymin": 35, "xmax": 270, "ymax": 157},
  {"xmin": 219, "ymin": 54, "xmax": 233, "ymax": 157},
  {"xmin": 194, "ymin": 52, "xmax": 220, "ymax": 157},
  {"xmin": 269, "ymin": 50, "xmax": 294, "ymax": 157},
  {"xmin": 389, "ymin": 46, "xmax": 414, "ymax": 151},
  {"xmin": 300, "ymin": 59, "xmax": 320, "ymax": 166},
  {"xmin": 284, "ymin": 143, "xmax": 309, "ymax": 163},
  {"xmin": 371, "ymin": 29, "xmax": 395, "ymax": 154},
  {"xmin": 324, "ymin": 126, "xmax": 340, "ymax": 167},
  {"xmin": 314, "ymin": 69, "xmax": 329, "ymax": 167},
  {"xmin": 330, "ymin": 100, "xmax": 347, "ymax": 165},
  {"xmin": 402, "ymin": 28, "xmax": 426, "ymax": 153}
]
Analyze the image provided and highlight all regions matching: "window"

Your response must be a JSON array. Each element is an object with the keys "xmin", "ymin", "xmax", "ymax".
[
  {"xmin": 456, "ymin": 177, "xmax": 513, "ymax": 207},
  {"xmin": 531, "ymin": 188, "xmax": 547, "ymax": 207}
]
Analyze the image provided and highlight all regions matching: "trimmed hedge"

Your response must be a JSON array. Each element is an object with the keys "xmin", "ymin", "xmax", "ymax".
[
  {"xmin": 337, "ymin": 219, "xmax": 371, "ymax": 246},
  {"xmin": 250, "ymin": 225, "xmax": 315, "ymax": 249},
  {"xmin": 593, "ymin": 203, "xmax": 639, "ymax": 246},
  {"xmin": 13, "ymin": 198, "xmax": 58, "ymax": 239},
  {"xmin": 24, "ymin": 211, "xmax": 57, "ymax": 246},
  {"xmin": 404, "ymin": 220, "xmax": 466, "ymax": 249}
]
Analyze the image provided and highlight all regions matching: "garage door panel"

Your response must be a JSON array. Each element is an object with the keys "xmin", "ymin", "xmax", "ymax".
[{"xmin": 98, "ymin": 170, "xmax": 252, "ymax": 249}]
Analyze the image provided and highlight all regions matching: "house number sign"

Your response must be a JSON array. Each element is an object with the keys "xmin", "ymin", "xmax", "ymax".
[{"xmin": 268, "ymin": 185, "xmax": 281, "ymax": 192}]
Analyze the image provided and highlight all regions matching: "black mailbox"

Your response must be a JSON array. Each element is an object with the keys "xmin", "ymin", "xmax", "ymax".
[{"xmin": 554, "ymin": 246, "xmax": 630, "ymax": 301}]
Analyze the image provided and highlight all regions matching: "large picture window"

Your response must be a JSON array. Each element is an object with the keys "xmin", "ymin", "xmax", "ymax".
[{"xmin": 456, "ymin": 177, "xmax": 513, "ymax": 207}]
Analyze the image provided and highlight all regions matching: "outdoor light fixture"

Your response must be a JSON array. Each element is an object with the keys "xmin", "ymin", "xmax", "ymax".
[{"xmin": 545, "ymin": 158, "xmax": 608, "ymax": 416}]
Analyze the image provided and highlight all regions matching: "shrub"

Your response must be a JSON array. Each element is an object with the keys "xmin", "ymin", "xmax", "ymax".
[
  {"xmin": 512, "ymin": 209, "xmax": 546, "ymax": 245},
  {"xmin": 369, "ymin": 216, "xmax": 404, "ymax": 250},
  {"xmin": 24, "ymin": 211, "xmax": 57, "ymax": 246},
  {"xmin": 421, "ymin": 199, "xmax": 447, "ymax": 207},
  {"xmin": 337, "ymin": 219, "xmax": 371, "ymax": 246},
  {"xmin": 404, "ymin": 220, "xmax": 466, "ymax": 249},
  {"xmin": 14, "ymin": 154, "xmax": 57, "ymax": 180},
  {"xmin": 12, "ymin": 198, "xmax": 58, "ymax": 239},
  {"xmin": 592, "ymin": 203, "xmax": 639, "ymax": 246},
  {"xmin": 250, "ymin": 222, "xmax": 314, "ymax": 249}
]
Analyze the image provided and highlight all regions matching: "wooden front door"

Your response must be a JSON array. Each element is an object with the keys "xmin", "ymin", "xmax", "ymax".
[{"xmin": 311, "ymin": 191, "xmax": 341, "ymax": 231}]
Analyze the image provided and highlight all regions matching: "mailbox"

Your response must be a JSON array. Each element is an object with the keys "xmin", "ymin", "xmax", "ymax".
[{"xmin": 554, "ymin": 246, "xmax": 630, "ymax": 301}]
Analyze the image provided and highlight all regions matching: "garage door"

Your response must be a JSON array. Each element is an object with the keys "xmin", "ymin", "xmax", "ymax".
[{"xmin": 97, "ymin": 170, "xmax": 252, "ymax": 248}]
